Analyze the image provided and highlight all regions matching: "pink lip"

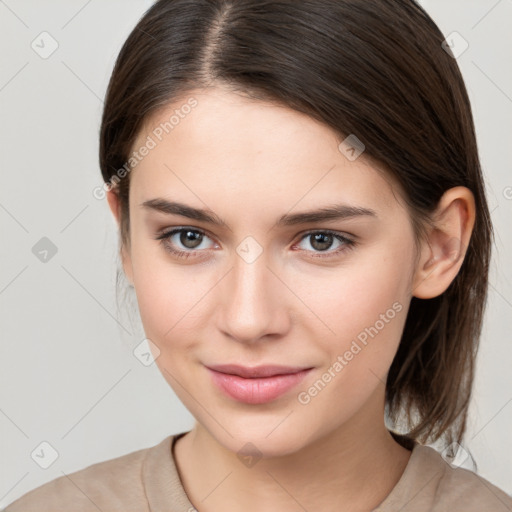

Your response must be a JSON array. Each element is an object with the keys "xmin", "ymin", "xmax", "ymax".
[
  {"xmin": 207, "ymin": 364, "xmax": 311, "ymax": 378},
  {"xmin": 206, "ymin": 365, "xmax": 313, "ymax": 404}
]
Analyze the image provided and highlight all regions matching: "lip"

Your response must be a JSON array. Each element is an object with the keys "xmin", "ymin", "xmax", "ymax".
[
  {"xmin": 206, "ymin": 364, "xmax": 313, "ymax": 404},
  {"xmin": 207, "ymin": 363, "xmax": 312, "ymax": 378}
]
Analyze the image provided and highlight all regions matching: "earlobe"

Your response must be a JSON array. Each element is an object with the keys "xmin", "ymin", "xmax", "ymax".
[
  {"xmin": 412, "ymin": 187, "xmax": 475, "ymax": 299},
  {"xmin": 106, "ymin": 188, "xmax": 122, "ymax": 228},
  {"xmin": 106, "ymin": 188, "xmax": 134, "ymax": 287},
  {"xmin": 120, "ymin": 246, "xmax": 135, "ymax": 288}
]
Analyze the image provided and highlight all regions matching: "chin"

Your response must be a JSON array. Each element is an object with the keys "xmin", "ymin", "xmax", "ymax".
[{"xmin": 207, "ymin": 420, "xmax": 313, "ymax": 460}]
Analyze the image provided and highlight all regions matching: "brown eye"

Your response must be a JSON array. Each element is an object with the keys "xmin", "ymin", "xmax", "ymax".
[
  {"xmin": 294, "ymin": 230, "xmax": 356, "ymax": 259},
  {"xmin": 156, "ymin": 227, "xmax": 216, "ymax": 259},
  {"xmin": 178, "ymin": 230, "xmax": 203, "ymax": 249},
  {"xmin": 309, "ymin": 233, "xmax": 335, "ymax": 251}
]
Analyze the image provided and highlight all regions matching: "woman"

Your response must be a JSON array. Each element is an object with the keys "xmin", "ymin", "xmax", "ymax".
[{"xmin": 5, "ymin": 0, "xmax": 512, "ymax": 510}]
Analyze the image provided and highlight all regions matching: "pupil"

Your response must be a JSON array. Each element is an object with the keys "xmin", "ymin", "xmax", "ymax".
[
  {"xmin": 312, "ymin": 233, "xmax": 332, "ymax": 251},
  {"xmin": 181, "ymin": 230, "xmax": 202, "ymax": 249}
]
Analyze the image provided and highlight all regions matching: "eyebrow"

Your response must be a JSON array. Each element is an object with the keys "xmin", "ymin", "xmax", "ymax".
[{"xmin": 141, "ymin": 198, "xmax": 378, "ymax": 228}]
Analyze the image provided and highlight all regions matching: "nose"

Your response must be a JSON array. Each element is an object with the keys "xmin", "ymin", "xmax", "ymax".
[{"xmin": 217, "ymin": 248, "xmax": 291, "ymax": 344}]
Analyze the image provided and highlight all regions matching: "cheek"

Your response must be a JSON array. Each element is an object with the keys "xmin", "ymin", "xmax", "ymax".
[
  {"xmin": 290, "ymin": 254, "xmax": 411, "ymax": 420},
  {"xmin": 129, "ymin": 242, "xmax": 205, "ymax": 343},
  {"xmin": 293, "ymin": 241, "xmax": 413, "ymax": 368}
]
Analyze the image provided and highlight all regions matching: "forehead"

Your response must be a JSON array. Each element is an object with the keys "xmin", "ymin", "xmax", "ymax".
[{"xmin": 128, "ymin": 87, "xmax": 403, "ymax": 217}]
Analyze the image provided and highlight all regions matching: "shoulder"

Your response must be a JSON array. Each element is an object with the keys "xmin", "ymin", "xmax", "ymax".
[
  {"xmin": 378, "ymin": 443, "xmax": 512, "ymax": 512},
  {"xmin": 3, "ymin": 437, "xmax": 172, "ymax": 512},
  {"xmin": 431, "ymin": 450, "xmax": 512, "ymax": 511},
  {"xmin": 376, "ymin": 443, "xmax": 512, "ymax": 512}
]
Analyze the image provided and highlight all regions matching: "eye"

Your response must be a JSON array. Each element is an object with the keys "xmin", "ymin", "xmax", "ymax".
[
  {"xmin": 155, "ymin": 227, "xmax": 216, "ymax": 259},
  {"xmin": 293, "ymin": 230, "xmax": 356, "ymax": 258}
]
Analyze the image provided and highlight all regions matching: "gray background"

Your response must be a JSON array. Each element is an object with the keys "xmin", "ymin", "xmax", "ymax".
[{"xmin": 0, "ymin": 0, "xmax": 511, "ymax": 507}]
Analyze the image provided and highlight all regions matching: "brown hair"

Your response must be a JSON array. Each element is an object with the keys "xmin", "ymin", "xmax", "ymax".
[{"xmin": 99, "ymin": 0, "xmax": 493, "ymax": 455}]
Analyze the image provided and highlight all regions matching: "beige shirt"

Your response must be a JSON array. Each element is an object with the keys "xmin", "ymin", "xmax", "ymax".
[{"xmin": 4, "ymin": 431, "xmax": 512, "ymax": 512}]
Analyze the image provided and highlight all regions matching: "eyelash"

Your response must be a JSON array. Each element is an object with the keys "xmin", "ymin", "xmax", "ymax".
[{"xmin": 155, "ymin": 227, "xmax": 356, "ymax": 260}]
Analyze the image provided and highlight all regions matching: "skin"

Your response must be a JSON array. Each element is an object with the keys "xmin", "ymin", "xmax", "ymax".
[{"xmin": 107, "ymin": 86, "xmax": 475, "ymax": 512}]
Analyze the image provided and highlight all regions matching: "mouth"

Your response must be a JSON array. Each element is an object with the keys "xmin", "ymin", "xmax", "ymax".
[
  {"xmin": 206, "ymin": 364, "xmax": 313, "ymax": 404},
  {"xmin": 206, "ymin": 363, "xmax": 313, "ymax": 379}
]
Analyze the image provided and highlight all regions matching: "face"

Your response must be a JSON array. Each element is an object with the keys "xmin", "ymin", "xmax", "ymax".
[{"xmin": 119, "ymin": 87, "xmax": 419, "ymax": 456}]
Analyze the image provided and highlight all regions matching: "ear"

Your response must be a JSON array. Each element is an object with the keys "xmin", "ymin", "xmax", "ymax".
[
  {"xmin": 106, "ymin": 188, "xmax": 134, "ymax": 287},
  {"xmin": 411, "ymin": 186, "xmax": 476, "ymax": 299}
]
